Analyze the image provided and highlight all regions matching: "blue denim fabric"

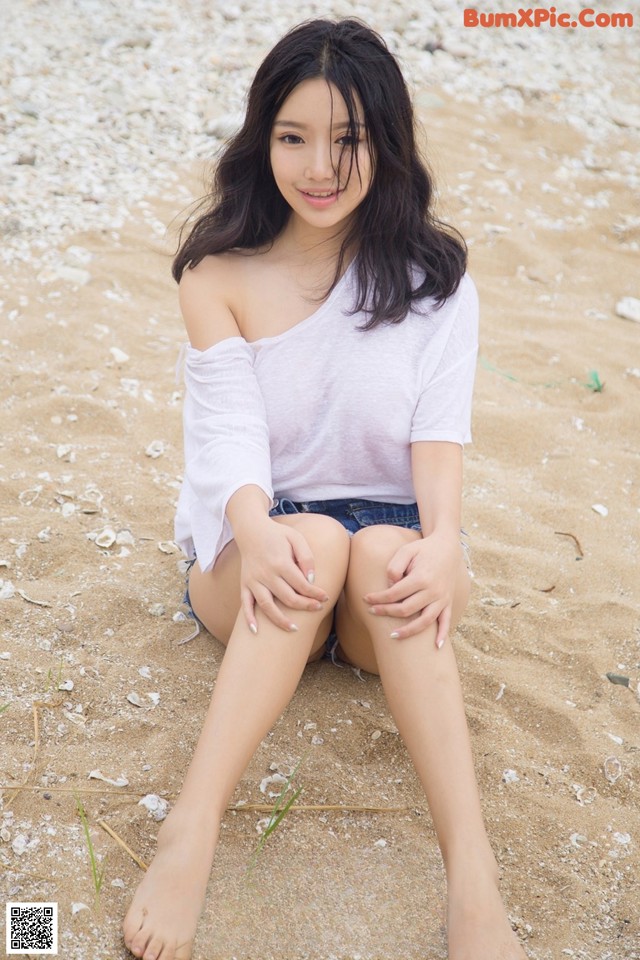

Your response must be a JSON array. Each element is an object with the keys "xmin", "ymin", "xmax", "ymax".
[{"xmin": 268, "ymin": 496, "xmax": 422, "ymax": 534}]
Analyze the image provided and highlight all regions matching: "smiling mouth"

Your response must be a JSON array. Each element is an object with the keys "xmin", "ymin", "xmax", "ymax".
[{"xmin": 300, "ymin": 189, "xmax": 339, "ymax": 197}]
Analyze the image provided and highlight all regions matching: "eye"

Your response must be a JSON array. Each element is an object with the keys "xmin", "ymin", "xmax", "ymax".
[
  {"xmin": 337, "ymin": 135, "xmax": 360, "ymax": 146},
  {"xmin": 279, "ymin": 134, "xmax": 304, "ymax": 145}
]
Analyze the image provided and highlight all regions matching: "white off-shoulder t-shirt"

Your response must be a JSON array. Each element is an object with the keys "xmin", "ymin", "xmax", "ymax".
[{"xmin": 175, "ymin": 263, "xmax": 479, "ymax": 572}]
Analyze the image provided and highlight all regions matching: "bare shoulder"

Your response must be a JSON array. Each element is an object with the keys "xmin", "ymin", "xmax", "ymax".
[{"xmin": 178, "ymin": 253, "xmax": 246, "ymax": 350}]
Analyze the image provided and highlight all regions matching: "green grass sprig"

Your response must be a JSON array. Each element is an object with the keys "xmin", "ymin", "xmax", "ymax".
[{"xmin": 75, "ymin": 794, "xmax": 106, "ymax": 905}]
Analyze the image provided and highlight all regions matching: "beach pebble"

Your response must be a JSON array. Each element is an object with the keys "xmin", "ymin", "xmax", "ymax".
[
  {"xmin": 138, "ymin": 794, "xmax": 169, "ymax": 821},
  {"xmin": 615, "ymin": 297, "xmax": 640, "ymax": 322}
]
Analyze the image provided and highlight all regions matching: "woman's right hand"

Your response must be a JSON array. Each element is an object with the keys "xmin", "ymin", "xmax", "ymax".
[{"xmin": 237, "ymin": 518, "xmax": 330, "ymax": 633}]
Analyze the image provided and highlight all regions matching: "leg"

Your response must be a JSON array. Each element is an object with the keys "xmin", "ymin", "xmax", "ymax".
[
  {"xmin": 123, "ymin": 515, "xmax": 350, "ymax": 960},
  {"xmin": 336, "ymin": 525, "xmax": 527, "ymax": 960}
]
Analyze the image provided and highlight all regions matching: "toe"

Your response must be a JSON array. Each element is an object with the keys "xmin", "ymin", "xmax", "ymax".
[{"xmin": 143, "ymin": 934, "xmax": 172, "ymax": 960}]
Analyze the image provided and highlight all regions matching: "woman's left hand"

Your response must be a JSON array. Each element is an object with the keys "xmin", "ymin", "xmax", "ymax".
[{"xmin": 362, "ymin": 532, "xmax": 461, "ymax": 649}]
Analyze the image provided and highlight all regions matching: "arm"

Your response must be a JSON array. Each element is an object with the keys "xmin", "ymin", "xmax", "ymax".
[
  {"xmin": 177, "ymin": 258, "xmax": 328, "ymax": 628},
  {"xmin": 363, "ymin": 441, "xmax": 466, "ymax": 649}
]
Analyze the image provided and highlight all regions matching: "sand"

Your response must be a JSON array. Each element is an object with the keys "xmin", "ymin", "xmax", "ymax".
[{"xmin": 1, "ymin": 3, "xmax": 639, "ymax": 959}]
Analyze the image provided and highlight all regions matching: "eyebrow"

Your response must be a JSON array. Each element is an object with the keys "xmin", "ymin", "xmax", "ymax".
[{"xmin": 273, "ymin": 120, "xmax": 363, "ymax": 130}]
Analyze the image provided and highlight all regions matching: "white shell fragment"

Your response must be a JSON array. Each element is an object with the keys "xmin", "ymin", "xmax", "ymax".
[
  {"xmin": 613, "ymin": 832, "xmax": 631, "ymax": 845},
  {"xmin": 148, "ymin": 603, "xmax": 165, "ymax": 617},
  {"xmin": 138, "ymin": 794, "xmax": 169, "ymax": 821},
  {"xmin": 71, "ymin": 902, "xmax": 90, "ymax": 915},
  {"xmin": 92, "ymin": 526, "xmax": 116, "ymax": 548},
  {"xmin": 158, "ymin": 541, "xmax": 178, "ymax": 554},
  {"xmin": 570, "ymin": 833, "xmax": 588, "ymax": 848},
  {"xmin": 260, "ymin": 773, "xmax": 287, "ymax": 797},
  {"xmin": 615, "ymin": 296, "xmax": 640, "ymax": 323},
  {"xmin": 573, "ymin": 784, "xmax": 597, "ymax": 805},
  {"xmin": 88, "ymin": 769, "xmax": 129, "ymax": 787},
  {"xmin": 58, "ymin": 679, "xmax": 74, "ymax": 691},
  {"xmin": 0, "ymin": 580, "xmax": 16, "ymax": 600},
  {"xmin": 591, "ymin": 503, "xmax": 609, "ymax": 517},
  {"xmin": 603, "ymin": 757, "xmax": 622, "ymax": 783},
  {"xmin": 138, "ymin": 666, "xmax": 152, "ymax": 679},
  {"xmin": 127, "ymin": 692, "xmax": 143, "ymax": 707},
  {"xmin": 502, "ymin": 769, "xmax": 520, "ymax": 784},
  {"xmin": 145, "ymin": 440, "xmax": 165, "ymax": 458}
]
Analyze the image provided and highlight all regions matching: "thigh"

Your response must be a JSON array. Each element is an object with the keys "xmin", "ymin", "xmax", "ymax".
[
  {"xmin": 187, "ymin": 513, "xmax": 349, "ymax": 654},
  {"xmin": 335, "ymin": 525, "xmax": 470, "ymax": 675}
]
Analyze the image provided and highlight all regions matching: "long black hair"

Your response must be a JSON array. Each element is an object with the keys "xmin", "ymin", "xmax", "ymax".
[{"xmin": 172, "ymin": 18, "xmax": 467, "ymax": 328}]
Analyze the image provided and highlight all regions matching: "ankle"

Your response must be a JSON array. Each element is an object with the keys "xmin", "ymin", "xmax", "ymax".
[{"xmin": 443, "ymin": 839, "xmax": 499, "ymax": 885}]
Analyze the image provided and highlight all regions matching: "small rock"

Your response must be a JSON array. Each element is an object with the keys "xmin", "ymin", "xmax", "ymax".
[
  {"xmin": 109, "ymin": 347, "xmax": 130, "ymax": 364},
  {"xmin": 615, "ymin": 296, "xmax": 640, "ymax": 322},
  {"xmin": 502, "ymin": 769, "xmax": 519, "ymax": 784}
]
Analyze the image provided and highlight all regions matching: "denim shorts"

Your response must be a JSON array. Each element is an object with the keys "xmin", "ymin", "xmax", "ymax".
[
  {"xmin": 268, "ymin": 496, "xmax": 422, "ymax": 533},
  {"xmin": 183, "ymin": 497, "xmax": 423, "ymax": 663}
]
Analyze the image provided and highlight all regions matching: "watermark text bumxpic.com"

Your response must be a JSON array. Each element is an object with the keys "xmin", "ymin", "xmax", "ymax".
[{"xmin": 464, "ymin": 7, "xmax": 633, "ymax": 27}]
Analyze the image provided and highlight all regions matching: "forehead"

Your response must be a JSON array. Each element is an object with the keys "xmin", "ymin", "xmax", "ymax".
[{"xmin": 274, "ymin": 77, "xmax": 365, "ymax": 123}]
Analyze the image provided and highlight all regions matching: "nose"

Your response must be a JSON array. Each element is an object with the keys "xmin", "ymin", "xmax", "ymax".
[{"xmin": 303, "ymin": 140, "xmax": 336, "ymax": 182}]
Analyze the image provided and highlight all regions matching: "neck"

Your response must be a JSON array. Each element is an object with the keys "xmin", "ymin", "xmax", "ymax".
[{"xmin": 277, "ymin": 213, "xmax": 352, "ymax": 266}]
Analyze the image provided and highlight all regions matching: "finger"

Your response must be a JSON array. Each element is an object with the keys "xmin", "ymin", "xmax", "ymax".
[
  {"xmin": 435, "ymin": 606, "xmax": 452, "ymax": 650},
  {"xmin": 272, "ymin": 577, "xmax": 328, "ymax": 613},
  {"xmin": 364, "ymin": 579, "xmax": 416, "ymax": 605},
  {"xmin": 385, "ymin": 545, "xmax": 413, "ymax": 585},
  {"xmin": 368, "ymin": 595, "xmax": 424, "ymax": 620},
  {"xmin": 288, "ymin": 535, "xmax": 329, "ymax": 600},
  {"xmin": 254, "ymin": 587, "xmax": 300, "ymax": 632},
  {"xmin": 390, "ymin": 604, "xmax": 442, "ymax": 640},
  {"xmin": 241, "ymin": 587, "xmax": 259, "ymax": 635},
  {"xmin": 286, "ymin": 566, "xmax": 330, "ymax": 603}
]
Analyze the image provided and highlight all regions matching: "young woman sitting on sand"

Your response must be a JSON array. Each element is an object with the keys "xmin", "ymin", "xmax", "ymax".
[{"xmin": 123, "ymin": 17, "xmax": 528, "ymax": 960}]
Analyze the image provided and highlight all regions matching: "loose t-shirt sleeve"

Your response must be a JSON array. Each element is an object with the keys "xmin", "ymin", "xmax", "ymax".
[
  {"xmin": 174, "ymin": 337, "xmax": 273, "ymax": 572},
  {"xmin": 410, "ymin": 273, "xmax": 479, "ymax": 445}
]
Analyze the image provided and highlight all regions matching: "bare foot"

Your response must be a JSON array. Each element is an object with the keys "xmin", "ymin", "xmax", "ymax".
[
  {"xmin": 447, "ymin": 859, "xmax": 528, "ymax": 960},
  {"xmin": 123, "ymin": 808, "xmax": 219, "ymax": 960}
]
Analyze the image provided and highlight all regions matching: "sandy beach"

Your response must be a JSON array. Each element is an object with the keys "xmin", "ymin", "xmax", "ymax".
[{"xmin": 1, "ymin": 2, "xmax": 639, "ymax": 958}]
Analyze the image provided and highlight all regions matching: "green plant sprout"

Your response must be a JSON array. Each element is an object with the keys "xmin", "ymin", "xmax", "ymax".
[
  {"xmin": 75, "ymin": 794, "xmax": 106, "ymax": 906},
  {"xmin": 585, "ymin": 370, "xmax": 605, "ymax": 392},
  {"xmin": 247, "ymin": 757, "xmax": 305, "ymax": 873},
  {"xmin": 45, "ymin": 658, "xmax": 64, "ymax": 697},
  {"xmin": 0, "ymin": 702, "xmax": 10, "ymax": 714}
]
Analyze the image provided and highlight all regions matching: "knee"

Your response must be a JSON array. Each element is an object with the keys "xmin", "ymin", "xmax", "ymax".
[
  {"xmin": 350, "ymin": 524, "xmax": 416, "ymax": 565},
  {"xmin": 276, "ymin": 512, "xmax": 351, "ymax": 557}
]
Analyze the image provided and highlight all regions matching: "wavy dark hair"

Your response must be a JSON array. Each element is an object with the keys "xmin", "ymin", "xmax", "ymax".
[{"xmin": 172, "ymin": 18, "xmax": 467, "ymax": 328}]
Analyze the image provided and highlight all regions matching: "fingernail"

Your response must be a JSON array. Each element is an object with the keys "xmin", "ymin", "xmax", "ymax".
[
  {"xmin": 390, "ymin": 631, "xmax": 400, "ymax": 639},
  {"xmin": 368, "ymin": 606, "xmax": 377, "ymax": 615},
  {"xmin": 289, "ymin": 623, "xmax": 299, "ymax": 632},
  {"xmin": 313, "ymin": 602, "xmax": 323, "ymax": 610},
  {"xmin": 307, "ymin": 570, "xmax": 315, "ymax": 584},
  {"xmin": 249, "ymin": 622, "xmax": 258, "ymax": 635},
  {"xmin": 436, "ymin": 636, "xmax": 445, "ymax": 649}
]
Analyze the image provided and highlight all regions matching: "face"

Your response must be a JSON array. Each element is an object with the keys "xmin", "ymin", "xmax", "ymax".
[{"xmin": 270, "ymin": 77, "xmax": 373, "ymax": 234}]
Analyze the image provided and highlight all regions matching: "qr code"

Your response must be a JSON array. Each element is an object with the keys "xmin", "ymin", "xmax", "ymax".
[{"xmin": 6, "ymin": 902, "xmax": 58, "ymax": 955}]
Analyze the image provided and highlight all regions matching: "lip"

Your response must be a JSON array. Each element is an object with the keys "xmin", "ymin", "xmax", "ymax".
[{"xmin": 298, "ymin": 188, "xmax": 341, "ymax": 208}]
